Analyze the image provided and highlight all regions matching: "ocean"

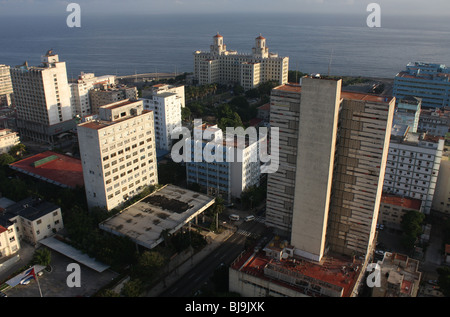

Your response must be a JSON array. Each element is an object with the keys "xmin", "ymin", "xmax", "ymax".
[{"xmin": 0, "ymin": 12, "xmax": 449, "ymax": 79}]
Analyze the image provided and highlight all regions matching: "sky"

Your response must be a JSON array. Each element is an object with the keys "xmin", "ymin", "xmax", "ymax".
[{"xmin": 0, "ymin": 0, "xmax": 449, "ymax": 17}]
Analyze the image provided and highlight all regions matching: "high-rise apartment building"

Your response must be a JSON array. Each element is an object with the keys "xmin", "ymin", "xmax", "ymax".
[
  {"xmin": 185, "ymin": 122, "xmax": 261, "ymax": 203},
  {"xmin": 193, "ymin": 34, "xmax": 289, "ymax": 90},
  {"xmin": 10, "ymin": 50, "xmax": 75, "ymax": 144},
  {"xmin": 141, "ymin": 84, "xmax": 184, "ymax": 151},
  {"xmin": 383, "ymin": 128, "xmax": 444, "ymax": 214},
  {"xmin": 77, "ymin": 99, "xmax": 158, "ymax": 211},
  {"xmin": 266, "ymin": 78, "xmax": 395, "ymax": 262},
  {"xmin": 70, "ymin": 72, "xmax": 116, "ymax": 117},
  {"xmin": 0, "ymin": 65, "xmax": 13, "ymax": 107},
  {"xmin": 393, "ymin": 62, "xmax": 450, "ymax": 109}
]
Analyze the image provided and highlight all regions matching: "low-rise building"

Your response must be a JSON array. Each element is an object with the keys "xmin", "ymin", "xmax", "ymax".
[
  {"xmin": 418, "ymin": 108, "xmax": 450, "ymax": 137},
  {"xmin": 0, "ymin": 197, "xmax": 64, "ymax": 246},
  {"xmin": 89, "ymin": 85, "xmax": 138, "ymax": 114},
  {"xmin": 371, "ymin": 252, "xmax": 422, "ymax": 297},
  {"xmin": 0, "ymin": 129, "xmax": 20, "ymax": 154},
  {"xmin": 378, "ymin": 194, "xmax": 422, "ymax": 231}
]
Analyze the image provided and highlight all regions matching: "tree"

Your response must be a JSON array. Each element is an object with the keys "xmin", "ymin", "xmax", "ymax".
[
  {"xmin": 132, "ymin": 251, "xmax": 167, "ymax": 282},
  {"xmin": 400, "ymin": 210, "xmax": 425, "ymax": 251},
  {"xmin": 32, "ymin": 248, "xmax": 52, "ymax": 267},
  {"xmin": 121, "ymin": 279, "xmax": 143, "ymax": 297},
  {"xmin": 0, "ymin": 153, "xmax": 15, "ymax": 166},
  {"xmin": 8, "ymin": 143, "xmax": 26, "ymax": 159},
  {"xmin": 181, "ymin": 106, "xmax": 192, "ymax": 122}
]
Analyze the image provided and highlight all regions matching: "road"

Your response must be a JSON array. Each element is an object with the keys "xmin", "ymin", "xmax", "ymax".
[{"xmin": 159, "ymin": 217, "xmax": 268, "ymax": 297}]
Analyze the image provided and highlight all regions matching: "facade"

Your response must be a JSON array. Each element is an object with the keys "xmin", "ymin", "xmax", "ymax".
[
  {"xmin": 141, "ymin": 84, "xmax": 184, "ymax": 151},
  {"xmin": 10, "ymin": 50, "xmax": 75, "ymax": 144},
  {"xmin": 383, "ymin": 129, "xmax": 444, "ymax": 214},
  {"xmin": 89, "ymin": 85, "xmax": 138, "ymax": 114},
  {"xmin": 193, "ymin": 34, "xmax": 289, "ymax": 90},
  {"xmin": 0, "ymin": 129, "xmax": 20, "ymax": 154},
  {"xmin": 70, "ymin": 72, "xmax": 116, "ymax": 117},
  {"xmin": 0, "ymin": 219, "xmax": 20, "ymax": 259},
  {"xmin": 77, "ymin": 99, "xmax": 158, "ymax": 211},
  {"xmin": 185, "ymin": 123, "xmax": 261, "ymax": 203},
  {"xmin": 393, "ymin": 62, "xmax": 450, "ymax": 109},
  {"xmin": 418, "ymin": 108, "xmax": 450, "ymax": 137},
  {"xmin": 266, "ymin": 78, "xmax": 395, "ymax": 262},
  {"xmin": 432, "ymin": 159, "xmax": 450, "ymax": 215},
  {"xmin": 378, "ymin": 194, "xmax": 422, "ymax": 231},
  {"xmin": 372, "ymin": 252, "xmax": 422, "ymax": 297},
  {"xmin": 0, "ymin": 64, "xmax": 14, "ymax": 107},
  {"xmin": 394, "ymin": 97, "xmax": 421, "ymax": 133},
  {"xmin": 0, "ymin": 197, "xmax": 64, "ymax": 246}
]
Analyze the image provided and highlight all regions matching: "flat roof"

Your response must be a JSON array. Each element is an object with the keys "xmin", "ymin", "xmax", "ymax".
[
  {"xmin": 99, "ymin": 185, "xmax": 215, "ymax": 250},
  {"xmin": 39, "ymin": 236, "xmax": 110, "ymax": 273},
  {"xmin": 9, "ymin": 151, "xmax": 84, "ymax": 188},
  {"xmin": 381, "ymin": 194, "xmax": 422, "ymax": 210},
  {"xmin": 231, "ymin": 239, "xmax": 362, "ymax": 297}
]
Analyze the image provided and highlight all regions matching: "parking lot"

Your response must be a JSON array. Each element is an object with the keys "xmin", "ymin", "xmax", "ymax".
[{"xmin": 3, "ymin": 249, "xmax": 118, "ymax": 297}]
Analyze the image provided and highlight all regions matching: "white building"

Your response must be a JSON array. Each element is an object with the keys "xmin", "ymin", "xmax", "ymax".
[
  {"xmin": 0, "ymin": 129, "xmax": 20, "ymax": 154},
  {"xmin": 141, "ymin": 84, "xmax": 184, "ymax": 151},
  {"xmin": 77, "ymin": 99, "xmax": 158, "ymax": 211},
  {"xmin": 383, "ymin": 127, "xmax": 444, "ymax": 214},
  {"xmin": 0, "ymin": 197, "xmax": 64, "ymax": 249},
  {"xmin": 10, "ymin": 50, "xmax": 75, "ymax": 144},
  {"xmin": 194, "ymin": 34, "xmax": 289, "ymax": 90},
  {"xmin": 0, "ymin": 64, "xmax": 13, "ymax": 107},
  {"xmin": 186, "ymin": 122, "xmax": 261, "ymax": 203},
  {"xmin": 70, "ymin": 72, "xmax": 116, "ymax": 117}
]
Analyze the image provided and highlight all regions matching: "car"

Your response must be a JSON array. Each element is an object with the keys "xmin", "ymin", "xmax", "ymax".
[
  {"xmin": 245, "ymin": 215, "xmax": 255, "ymax": 222},
  {"xmin": 37, "ymin": 271, "xmax": 44, "ymax": 277},
  {"xmin": 428, "ymin": 280, "xmax": 438, "ymax": 286},
  {"xmin": 20, "ymin": 276, "xmax": 33, "ymax": 285},
  {"xmin": 229, "ymin": 214, "xmax": 240, "ymax": 221},
  {"xmin": 375, "ymin": 250, "xmax": 385, "ymax": 256}
]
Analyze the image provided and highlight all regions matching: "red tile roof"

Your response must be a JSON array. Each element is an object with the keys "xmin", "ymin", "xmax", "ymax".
[{"xmin": 381, "ymin": 194, "xmax": 422, "ymax": 210}]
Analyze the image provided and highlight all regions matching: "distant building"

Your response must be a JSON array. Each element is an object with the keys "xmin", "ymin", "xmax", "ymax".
[
  {"xmin": 257, "ymin": 103, "xmax": 270, "ymax": 122},
  {"xmin": 0, "ymin": 129, "xmax": 20, "ymax": 154},
  {"xmin": 372, "ymin": 252, "xmax": 422, "ymax": 297},
  {"xmin": 193, "ymin": 34, "xmax": 289, "ymax": 90},
  {"xmin": 89, "ymin": 85, "xmax": 138, "ymax": 114},
  {"xmin": 378, "ymin": 194, "xmax": 422, "ymax": 231},
  {"xmin": 418, "ymin": 108, "xmax": 450, "ymax": 137},
  {"xmin": 393, "ymin": 62, "xmax": 450, "ymax": 109},
  {"xmin": 10, "ymin": 50, "xmax": 75, "ymax": 144},
  {"xmin": 141, "ymin": 84, "xmax": 184, "ymax": 151},
  {"xmin": 0, "ymin": 197, "xmax": 64, "ymax": 246},
  {"xmin": 394, "ymin": 96, "xmax": 421, "ymax": 133},
  {"xmin": 70, "ymin": 72, "xmax": 116, "ymax": 117},
  {"xmin": 383, "ymin": 128, "xmax": 444, "ymax": 214},
  {"xmin": 185, "ymin": 122, "xmax": 262, "ymax": 203},
  {"xmin": 0, "ymin": 64, "xmax": 13, "ymax": 107},
  {"xmin": 77, "ymin": 99, "xmax": 158, "ymax": 211}
]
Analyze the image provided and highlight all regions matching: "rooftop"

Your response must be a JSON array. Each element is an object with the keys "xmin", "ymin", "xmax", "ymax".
[
  {"xmin": 231, "ymin": 238, "xmax": 362, "ymax": 297},
  {"xmin": 99, "ymin": 185, "xmax": 215, "ymax": 250},
  {"xmin": 2, "ymin": 197, "xmax": 60, "ymax": 222},
  {"xmin": 9, "ymin": 151, "xmax": 84, "ymax": 189},
  {"xmin": 381, "ymin": 194, "xmax": 422, "ymax": 210}
]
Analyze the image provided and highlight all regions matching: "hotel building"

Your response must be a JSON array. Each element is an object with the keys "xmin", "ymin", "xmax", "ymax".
[
  {"xmin": 10, "ymin": 50, "xmax": 75, "ymax": 144},
  {"xmin": 193, "ymin": 34, "xmax": 289, "ymax": 90},
  {"xmin": 77, "ymin": 99, "xmax": 158, "ymax": 211}
]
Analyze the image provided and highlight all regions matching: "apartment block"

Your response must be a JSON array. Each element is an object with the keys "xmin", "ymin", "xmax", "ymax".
[
  {"xmin": 0, "ymin": 128, "xmax": 20, "ymax": 154},
  {"xmin": 378, "ymin": 194, "xmax": 422, "ymax": 230},
  {"xmin": 393, "ymin": 62, "xmax": 450, "ymax": 109},
  {"xmin": 383, "ymin": 127, "xmax": 444, "ymax": 214},
  {"xmin": 194, "ymin": 34, "xmax": 289, "ymax": 90},
  {"xmin": 10, "ymin": 50, "xmax": 75, "ymax": 144},
  {"xmin": 432, "ymin": 158, "xmax": 450, "ymax": 215},
  {"xmin": 0, "ymin": 64, "xmax": 13, "ymax": 107},
  {"xmin": 89, "ymin": 85, "xmax": 138, "ymax": 114},
  {"xmin": 185, "ymin": 123, "xmax": 261, "ymax": 203},
  {"xmin": 70, "ymin": 72, "xmax": 116, "ymax": 117},
  {"xmin": 266, "ymin": 78, "xmax": 395, "ymax": 261},
  {"xmin": 77, "ymin": 99, "xmax": 158, "ymax": 211},
  {"xmin": 418, "ymin": 108, "xmax": 450, "ymax": 137},
  {"xmin": 141, "ymin": 84, "xmax": 184, "ymax": 151}
]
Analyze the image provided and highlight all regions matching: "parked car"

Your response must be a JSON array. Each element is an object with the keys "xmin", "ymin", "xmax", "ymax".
[
  {"xmin": 20, "ymin": 276, "xmax": 33, "ymax": 285},
  {"xmin": 245, "ymin": 215, "xmax": 255, "ymax": 222},
  {"xmin": 229, "ymin": 214, "xmax": 240, "ymax": 221},
  {"xmin": 428, "ymin": 280, "xmax": 438, "ymax": 286}
]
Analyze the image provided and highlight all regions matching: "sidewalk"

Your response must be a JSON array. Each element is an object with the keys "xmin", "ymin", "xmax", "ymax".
[{"xmin": 144, "ymin": 228, "xmax": 234, "ymax": 297}]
